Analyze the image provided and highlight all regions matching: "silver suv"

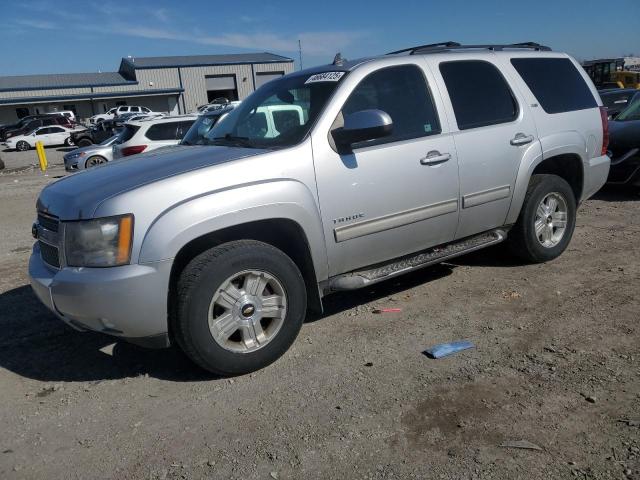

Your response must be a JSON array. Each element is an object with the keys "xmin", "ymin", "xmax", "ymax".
[{"xmin": 29, "ymin": 42, "xmax": 610, "ymax": 376}]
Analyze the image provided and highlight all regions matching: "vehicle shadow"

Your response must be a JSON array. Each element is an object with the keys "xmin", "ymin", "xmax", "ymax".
[
  {"xmin": 0, "ymin": 285, "xmax": 218, "ymax": 383},
  {"xmin": 0, "ymin": 266, "xmax": 456, "ymax": 383},
  {"xmin": 592, "ymin": 185, "xmax": 639, "ymax": 202}
]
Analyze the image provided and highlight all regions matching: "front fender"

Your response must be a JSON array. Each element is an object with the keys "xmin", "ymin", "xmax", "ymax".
[
  {"xmin": 505, "ymin": 132, "xmax": 586, "ymax": 225},
  {"xmin": 138, "ymin": 179, "xmax": 329, "ymax": 282}
]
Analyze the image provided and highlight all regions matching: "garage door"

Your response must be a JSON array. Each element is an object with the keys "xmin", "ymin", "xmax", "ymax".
[
  {"xmin": 255, "ymin": 72, "xmax": 284, "ymax": 88},
  {"xmin": 205, "ymin": 75, "xmax": 237, "ymax": 90}
]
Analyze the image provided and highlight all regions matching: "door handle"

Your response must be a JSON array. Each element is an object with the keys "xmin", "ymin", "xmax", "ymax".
[
  {"xmin": 510, "ymin": 133, "xmax": 535, "ymax": 146},
  {"xmin": 420, "ymin": 151, "xmax": 451, "ymax": 166}
]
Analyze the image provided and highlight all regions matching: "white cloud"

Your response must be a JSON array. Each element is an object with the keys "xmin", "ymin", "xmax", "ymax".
[
  {"xmin": 100, "ymin": 23, "xmax": 365, "ymax": 56},
  {"xmin": 15, "ymin": 19, "xmax": 57, "ymax": 30}
]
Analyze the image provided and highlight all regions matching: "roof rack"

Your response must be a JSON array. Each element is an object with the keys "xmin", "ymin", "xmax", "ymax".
[{"xmin": 387, "ymin": 42, "xmax": 551, "ymax": 55}]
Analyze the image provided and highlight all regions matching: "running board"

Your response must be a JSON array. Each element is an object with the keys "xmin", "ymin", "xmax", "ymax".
[{"xmin": 327, "ymin": 229, "xmax": 507, "ymax": 292}]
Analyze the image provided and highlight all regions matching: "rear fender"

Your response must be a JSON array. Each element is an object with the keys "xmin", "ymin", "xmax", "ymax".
[{"xmin": 505, "ymin": 132, "xmax": 586, "ymax": 224}]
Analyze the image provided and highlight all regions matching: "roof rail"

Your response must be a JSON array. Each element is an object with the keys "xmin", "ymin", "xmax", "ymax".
[
  {"xmin": 387, "ymin": 42, "xmax": 551, "ymax": 55},
  {"xmin": 387, "ymin": 42, "xmax": 461, "ymax": 55}
]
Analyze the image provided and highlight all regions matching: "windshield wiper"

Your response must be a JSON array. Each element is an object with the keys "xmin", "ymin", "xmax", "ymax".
[{"xmin": 210, "ymin": 134, "xmax": 254, "ymax": 148}]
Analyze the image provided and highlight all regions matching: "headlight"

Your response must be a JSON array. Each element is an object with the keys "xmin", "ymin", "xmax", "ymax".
[
  {"xmin": 64, "ymin": 214, "xmax": 134, "ymax": 267},
  {"xmin": 68, "ymin": 151, "xmax": 87, "ymax": 159}
]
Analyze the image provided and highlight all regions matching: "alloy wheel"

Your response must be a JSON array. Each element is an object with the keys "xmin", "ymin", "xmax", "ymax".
[
  {"xmin": 534, "ymin": 192, "xmax": 568, "ymax": 248},
  {"xmin": 207, "ymin": 270, "xmax": 287, "ymax": 353}
]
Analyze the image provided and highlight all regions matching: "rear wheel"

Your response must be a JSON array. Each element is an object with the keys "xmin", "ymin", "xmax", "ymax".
[
  {"xmin": 508, "ymin": 174, "xmax": 576, "ymax": 263},
  {"xmin": 85, "ymin": 156, "xmax": 107, "ymax": 168},
  {"xmin": 174, "ymin": 240, "xmax": 306, "ymax": 376},
  {"xmin": 16, "ymin": 141, "xmax": 30, "ymax": 151}
]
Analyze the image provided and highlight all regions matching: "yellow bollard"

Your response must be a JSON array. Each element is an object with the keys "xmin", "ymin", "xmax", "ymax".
[{"xmin": 35, "ymin": 141, "xmax": 47, "ymax": 173}]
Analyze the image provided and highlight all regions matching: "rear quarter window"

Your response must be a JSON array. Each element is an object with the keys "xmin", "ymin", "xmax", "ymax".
[
  {"xmin": 511, "ymin": 58, "xmax": 597, "ymax": 114},
  {"xmin": 145, "ymin": 122, "xmax": 179, "ymax": 141}
]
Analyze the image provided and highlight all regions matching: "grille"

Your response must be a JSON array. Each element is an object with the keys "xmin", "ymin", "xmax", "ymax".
[
  {"xmin": 37, "ymin": 213, "xmax": 59, "ymax": 232},
  {"xmin": 39, "ymin": 241, "xmax": 60, "ymax": 268}
]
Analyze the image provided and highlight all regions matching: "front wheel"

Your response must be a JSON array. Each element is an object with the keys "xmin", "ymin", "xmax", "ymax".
[
  {"xmin": 508, "ymin": 174, "xmax": 576, "ymax": 263},
  {"xmin": 85, "ymin": 156, "xmax": 107, "ymax": 168},
  {"xmin": 174, "ymin": 240, "xmax": 307, "ymax": 376},
  {"xmin": 64, "ymin": 137, "xmax": 73, "ymax": 146}
]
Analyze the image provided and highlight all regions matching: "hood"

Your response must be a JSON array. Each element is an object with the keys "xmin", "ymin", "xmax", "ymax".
[
  {"xmin": 38, "ymin": 145, "xmax": 265, "ymax": 220},
  {"xmin": 64, "ymin": 143, "xmax": 109, "ymax": 158}
]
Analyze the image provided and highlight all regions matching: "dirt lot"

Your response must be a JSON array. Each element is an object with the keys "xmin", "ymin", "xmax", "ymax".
[{"xmin": 0, "ymin": 159, "xmax": 638, "ymax": 480}]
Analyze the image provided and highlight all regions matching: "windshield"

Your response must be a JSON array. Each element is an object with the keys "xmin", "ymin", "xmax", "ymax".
[
  {"xmin": 181, "ymin": 111, "xmax": 229, "ymax": 145},
  {"xmin": 616, "ymin": 95, "xmax": 640, "ymax": 121},
  {"xmin": 204, "ymin": 72, "xmax": 345, "ymax": 148}
]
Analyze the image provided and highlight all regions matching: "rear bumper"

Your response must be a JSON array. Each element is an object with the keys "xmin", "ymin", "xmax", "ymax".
[
  {"xmin": 29, "ymin": 243, "xmax": 172, "ymax": 346},
  {"xmin": 581, "ymin": 154, "xmax": 611, "ymax": 200}
]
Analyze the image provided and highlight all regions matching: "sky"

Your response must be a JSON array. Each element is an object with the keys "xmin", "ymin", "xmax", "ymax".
[{"xmin": 1, "ymin": 0, "xmax": 639, "ymax": 76}]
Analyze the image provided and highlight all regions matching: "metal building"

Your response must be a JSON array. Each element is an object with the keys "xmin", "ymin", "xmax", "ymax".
[{"xmin": 0, "ymin": 52, "xmax": 294, "ymax": 124}]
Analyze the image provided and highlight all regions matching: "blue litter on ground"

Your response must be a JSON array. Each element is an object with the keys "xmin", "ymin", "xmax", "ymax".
[{"xmin": 423, "ymin": 340, "xmax": 475, "ymax": 359}]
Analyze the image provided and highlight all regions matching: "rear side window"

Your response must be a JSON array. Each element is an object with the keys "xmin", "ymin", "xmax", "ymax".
[
  {"xmin": 511, "ymin": 58, "xmax": 597, "ymax": 114},
  {"xmin": 145, "ymin": 122, "xmax": 179, "ymax": 141},
  {"xmin": 440, "ymin": 60, "xmax": 518, "ymax": 130},
  {"xmin": 600, "ymin": 91, "xmax": 634, "ymax": 109},
  {"xmin": 176, "ymin": 121, "xmax": 195, "ymax": 139},
  {"xmin": 342, "ymin": 64, "xmax": 441, "ymax": 144}
]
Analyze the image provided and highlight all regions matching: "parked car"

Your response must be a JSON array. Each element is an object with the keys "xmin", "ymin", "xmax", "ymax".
[
  {"xmin": 3, "ymin": 115, "xmax": 74, "ymax": 141},
  {"xmin": 89, "ymin": 106, "xmax": 157, "ymax": 124},
  {"xmin": 599, "ymin": 88, "xmax": 640, "ymax": 119},
  {"xmin": 55, "ymin": 110, "xmax": 77, "ymax": 122},
  {"xmin": 180, "ymin": 105, "xmax": 236, "ymax": 145},
  {"xmin": 70, "ymin": 121, "xmax": 120, "ymax": 147},
  {"xmin": 4, "ymin": 125, "xmax": 78, "ymax": 151},
  {"xmin": 64, "ymin": 134, "xmax": 121, "ymax": 171},
  {"xmin": 606, "ymin": 95, "xmax": 640, "ymax": 186},
  {"xmin": 112, "ymin": 115, "xmax": 196, "ymax": 158},
  {"xmin": 29, "ymin": 42, "xmax": 609, "ymax": 376},
  {"xmin": 0, "ymin": 114, "xmax": 68, "ymax": 140}
]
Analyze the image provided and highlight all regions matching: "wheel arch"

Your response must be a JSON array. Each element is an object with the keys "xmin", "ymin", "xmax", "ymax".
[
  {"xmin": 506, "ymin": 141, "xmax": 585, "ymax": 225},
  {"xmin": 167, "ymin": 218, "xmax": 324, "ymax": 335}
]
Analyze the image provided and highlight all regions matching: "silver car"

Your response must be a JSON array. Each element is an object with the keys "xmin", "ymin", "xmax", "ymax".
[
  {"xmin": 30, "ymin": 42, "xmax": 610, "ymax": 376},
  {"xmin": 63, "ymin": 135, "xmax": 119, "ymax": 171}
]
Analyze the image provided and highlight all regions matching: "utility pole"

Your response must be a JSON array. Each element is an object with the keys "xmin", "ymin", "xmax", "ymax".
[{"xmin": 298, "ymin": 39, "xmax": 303, "ymax": 70}]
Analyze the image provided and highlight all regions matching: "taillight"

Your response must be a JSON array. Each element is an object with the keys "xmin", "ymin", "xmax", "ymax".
[
  {"xmin": 121, "ymin": 145, "xmax": 147, "ymax": 156},
  {"xmin": 599, "ymin": 106, "xmax": 609, "ymax": 156}
]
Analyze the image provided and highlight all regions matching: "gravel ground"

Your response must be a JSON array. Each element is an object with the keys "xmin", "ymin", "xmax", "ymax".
[
  {"xmin": 0, "ymin": 146, "xmax": 69, "ymax": 171},
  {"xmin": 0, "ymin": 166, "xmax": 638, "ymax": 480}
]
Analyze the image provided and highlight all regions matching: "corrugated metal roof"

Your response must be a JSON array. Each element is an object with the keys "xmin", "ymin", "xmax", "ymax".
[
  {"xmin": 122, "ymin": 52, "xmax": 294, "ymax": 69},
  {"xmin": 0, "ymin": 72, "xmax": 134, "ymax": 92}
]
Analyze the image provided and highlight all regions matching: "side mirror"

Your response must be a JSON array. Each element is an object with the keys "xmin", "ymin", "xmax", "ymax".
[{"xmin": 331, "ymin": 109, "xmax": 393, "ymax": 152}]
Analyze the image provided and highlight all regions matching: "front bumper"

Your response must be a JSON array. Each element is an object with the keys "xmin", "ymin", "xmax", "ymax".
[{"xmin": 29, "ymin": 243, "xmax": 172, "ymax": 347}]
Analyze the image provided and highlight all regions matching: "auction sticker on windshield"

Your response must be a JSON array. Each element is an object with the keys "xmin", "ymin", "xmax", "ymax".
[{"xmin": 305, "ymin": 72, "xmax": 346, "ymax": 84}]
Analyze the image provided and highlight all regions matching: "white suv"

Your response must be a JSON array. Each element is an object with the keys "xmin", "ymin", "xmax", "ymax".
[
  {"xmin": 90, "ymin": 106, "xmax": 157, "ymax": 124},
  {"xmin": 112, "ymin": 115, "xmax": 197, "ymax": 158}
]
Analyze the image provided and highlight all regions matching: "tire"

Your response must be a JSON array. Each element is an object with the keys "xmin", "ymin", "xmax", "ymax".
[
  {"xmin": 76, "ymin": 138, "xmax": 92, "ymax": 147},
  {"xmin": 64, "ymin": 137, "xmax": 73, "ymax": 146},
  {"xmin": 508, "ymin": 174, "xmax": 576, "ymax": 263},
  {"xmin": 85, "ymin": 156, "xmax": 107, "ymax": 168},
  {"xmin": 16, "ymin": 141, "xmax": 30, "ymax": 151},
  {"xmin": 174, "ymin": 240, "xmax": 307, "ymax": 376}
]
